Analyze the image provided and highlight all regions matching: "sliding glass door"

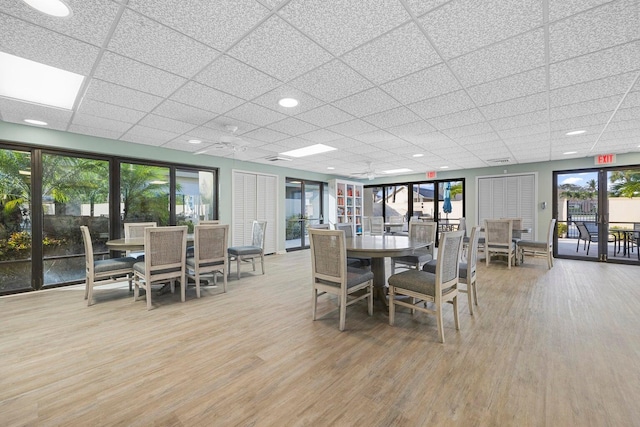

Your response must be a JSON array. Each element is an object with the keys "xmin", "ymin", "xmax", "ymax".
[
  {"xmin": 555, "ymin": 167, "xmax": 640, "ymax": 265},
  {"xmin": 285, "ymin": 178, "xmax": 325, "ymax": 251}
]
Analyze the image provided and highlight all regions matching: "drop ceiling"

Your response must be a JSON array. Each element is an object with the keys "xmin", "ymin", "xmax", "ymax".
[{"xmin": 1, "ymin": 0, "xmax": 639, "ymax": 178}]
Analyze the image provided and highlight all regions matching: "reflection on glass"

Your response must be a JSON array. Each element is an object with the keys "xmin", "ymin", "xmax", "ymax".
[
  {"xmin": 412, "ymin": 183, "xmax": 434, "ymax": 220},
  {"xmin": 176, "ymin": 169, "xmax": 216, "ymax": 232},
  {"xmin": 0, "ymin": 148, "xmax": 32, "ymax": 291},
  {"xmin": 120, "ymin": 163, "xmax": 170, "ymax": 228}
]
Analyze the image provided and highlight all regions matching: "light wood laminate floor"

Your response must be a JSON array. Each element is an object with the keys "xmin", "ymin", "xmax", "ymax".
[{"xmin": 1, "ymin": 252, "xmax": 639, "ymax": 426}]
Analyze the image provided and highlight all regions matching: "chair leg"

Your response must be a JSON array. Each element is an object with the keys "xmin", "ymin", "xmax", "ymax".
[
  {"xmin": 146, "ymin": 286, "xmax": 152, "ymax": 310},
  {"xmin": 222, "ymin": 265, "xmax": 228, "ymax": 293},
  {"xmin": 466, "ymin": 283, "xmax": 474, "ymax": 315},
  {"xmin": 339, "ymin": 291, "xmax": 347, "ymax": 331},
  {"xmin": 436, "ymin": 302, "xmax": 445, "ymax": 343},
  {"xmin": 86, "ymin": 277, "xmax": 93, "ymax": 306},
  {"xmin": 367, "ymin": 281, "xmax": 373, "ymax": 316},
  {"xmin": 236, "ymin": 257, "xmax": 241, "ymax": 280},
  {"xmin": 261, "ymin": 254, "xmax": 265, "ymax": 275},
  {"xmin": 195, "ymin": 271, "xmax": 201, "ymax": 299},
  {"xmin": 388, "ymin": 286, "xmax": 396, "ymax": 326},
  {"xmin": 472, "ymin": 280, "xmax": 479, "ymax": 306},
  {"xmin": 312, "ymin": 287, "xmax": 318, "ymax": 321},
  {"xmin": 453, "ymin": 294, "xmax": 460, "ymax": 331}
]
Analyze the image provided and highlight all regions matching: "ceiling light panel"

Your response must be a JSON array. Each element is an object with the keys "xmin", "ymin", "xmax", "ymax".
[
  {"xmin": 280, "ymin": 143, "xmax": 337, "ymax": 157},
  {"xmin": 0, "ymin": 52, "xmax": 84, "ymax": 109}
]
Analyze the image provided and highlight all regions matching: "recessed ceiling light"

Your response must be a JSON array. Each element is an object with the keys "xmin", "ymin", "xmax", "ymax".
[
  {"xmin": 278, "ymin": 98, "xmax": 299, "ymax": 108},
  {"xmin": 440, "ymin": 166, "xmax": 449, "ymax": 169},
  {"xmin": 563, "ymin": 151, "xmax": 577, "ymax": 155},
  {"xmin": 187, "ymin": 139, "xmax": 202, "ymax": 144},
  {"xmin": 0, "ymin": 52, "xmax": 84, "ymax": 109},
  {"xmin": 566, "ymin": 130, "xmax": 586, "ymax": 136},
  {"xmin": 382, "ymin": 168, "xmax": 412, "ymax": 174},
  {"xmin": 24, "ymin": 119, "xmax": 47, "ymax": 126},
  {"xmin": 412, "ymin": 154, "xmax": 424, "ymax": 158},
  {"xmin": 280, "ymin": 144, "xmax": 336, "ymax": 158},
  {"xmin": 327, "ymin": 166, "xmax": 335, "ymax": 170},
  {"xmin": 22, "ymin": 0, "xmax": 72, "ymax": 17}
]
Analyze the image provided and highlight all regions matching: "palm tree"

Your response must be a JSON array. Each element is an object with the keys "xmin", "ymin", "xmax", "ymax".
[{"xmin": 609, "ymin": 170, "xmax": 640, "ymax": 198}]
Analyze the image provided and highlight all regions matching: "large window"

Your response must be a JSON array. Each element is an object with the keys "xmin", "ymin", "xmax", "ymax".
[
  {"xmin": 0, "ymin": 143, "xmax": 219, "ymax": 295},
  {"xmin": 0, "ymin": 148, "xmax": 32, "ymax": 292}
]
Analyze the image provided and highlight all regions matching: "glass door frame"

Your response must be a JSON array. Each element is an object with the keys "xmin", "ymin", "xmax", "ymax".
[{"xmin": 285, "ymin": 178, "xmax": 325, "ymax": 252}]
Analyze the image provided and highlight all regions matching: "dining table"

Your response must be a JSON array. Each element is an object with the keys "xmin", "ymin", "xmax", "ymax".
[
  {"xmin": 345, "ymin": 234, "xmax": 430, "ymax": 306},
  {"xmin": 106, "ymin": 235, "xmax": 195, "ymax": 251}
]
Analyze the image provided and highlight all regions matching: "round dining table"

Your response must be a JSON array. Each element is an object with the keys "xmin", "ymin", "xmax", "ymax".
[{"xmin": 345, "ymin": 234, "xmax": 430, "ymax": 306}]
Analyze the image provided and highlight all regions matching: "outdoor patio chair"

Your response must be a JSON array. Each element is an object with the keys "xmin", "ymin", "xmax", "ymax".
[{"xmin": 575, "ymin": 221, "xmax": 616, "ymax": 255}]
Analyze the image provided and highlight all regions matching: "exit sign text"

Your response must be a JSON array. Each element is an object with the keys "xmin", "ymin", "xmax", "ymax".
[
  {"xmin": 595, "ymin": 154, "xmax": 616, "ymax": 165},
  {"xmin": 426, "ymin": 171, "xmax": 437, "ymax": 179}
]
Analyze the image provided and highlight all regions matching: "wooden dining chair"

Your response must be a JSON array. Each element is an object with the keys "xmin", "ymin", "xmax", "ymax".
[
  {"xmin": 423, "ymin": 226, "xmax": 480, "ymax": 315},
  {"xmin": 336, "ymin": 222, "xmax": 371, "ymax": 269},
  {"xmin": 186, "ymin": 224, "xmax": 229, "ymax": 296},
  {"xmin": 80, "ymin": 226, "xmax": 136, "ymax": 306},
  {"xmin": 123, "ymin": 222, "xmax": 157, "ymax": 259},
  {"xmin": 227, "ymin": 220, "xmax": 267, "ymax": 280},
  {"xmin": 370, "ymin": 216, "xmax": 384, "ymax": 235},
  {"xmin": 387, "ymin": 230, "xmax": 465, "ymax": 343},
  {"xmin": 132, "ymin": 226, "xmax": 188, "ymax": 310},
  {"xmin": 518, "ymin": 219, "xmax": 556, "ymax": 269},
  {"xmin": 309, "ymin": 228, "xmax": 373, "ymax": 331},
  {"xmin": 390, "ymin": 221, "xmax": 437, "ymax": 274},
  {"xmin": 484, "ymin": 219, "xmax": 516, "ymax": 269}
]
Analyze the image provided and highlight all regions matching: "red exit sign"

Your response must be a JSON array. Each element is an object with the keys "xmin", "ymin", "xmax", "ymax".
[
  {"xmin": 426, "ymin": 171, "xmax": 437, "ymax": 179},
  {"xmin": 595, "ymin": 154, "xmax": 616, "ymax": 165}
]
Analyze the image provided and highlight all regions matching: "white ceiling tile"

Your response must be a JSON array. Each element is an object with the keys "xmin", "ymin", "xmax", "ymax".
[
  {"xmin": 289, "ymin": 60, "xmax": 373, "ymax": 102},
  {"xmin": 0, "ymin": 14, "xmax": 100, "ymax": 76},
  {"xmin": 152, "ymin": 100, "xmax": 214, "ymax": 126},
  {"xmin": 121, "ymin": 125, "xmax": 181, "ymax": 145},
  {"xmin": 620, "ymin": 89, "xmax": 640, "ymax": 108},
  {"xmin": 550, "ymin": 96, "xmax": 620, "ymax": 120},
  {"xmin": 370, "ymin": 139, "xmax": 414, "ymax": 149},
  {"xmin": 409, "ymin": 90, "xmax": 475, "ymax": 119},
  {"xmin": 428, "ymin": 108, "xmax": 486, "ymax": 130},
  {"xmin": 480, "ymin": 93, "xmax": 548, "ymax": 120},
  {"xmin": 352, "ymin": 130, "xmax": 396, "ymax": 143},
  {"xmin": 550, "ymin": 41, "xmax": 640, "ymax": 89},
  {"xmin": 443, "ymin": 123, "xmax": 496, "ymax": 139},
  {"xmin": 224, "ymin": 103, "xmax": 288, "ymax": 127},
  {"xmin": 612, "ymin": 106, "xmax": 640, "ymax": 122},
  {"xmin": 72, "ymin": 113, "xmax": 133, "ymax": 134},
  {"xmin": 490, "ymin": 110, "xmax": 548, "ymax": 131},
  {"xmin": 420, "ymin": 0, "xmax": 541, "ymax": 59},
  {"xmin": 68, "ymin": 124, "xmax": 125, "ymax": 141},
  {"xmin": 107, "ymin": 10, "xmax": 218, "ymax": 78},
  {"xmin": 550, "ymin": 113, "xmax": 610, "ymax": 132},
  {"xmin": 467, "ymin": 67, "xmax": 547, "ymax": 106},
  {"xmin": 205, "ymin": 117, "xmax": 258, "ymax": 135},
  {"xmin": 0, "ymin": 98, "xmax": 73, "ymax": 131},
  {"xmin": 251, "ymin": 86, "xmax": 324, "ymax": 115},
  {"xmin": 386, "ymin": 120, "xmax": 436, "ymax": 138},
  {"xmin": 362, "ymin": 107, "xmax": 422, "ymax": 129},
  {"xmin": 333, "ymin": 88, "xmax": 400, "ymax": 117},
  {"xmin": 1, "ymin": 0, "xmax": 120, "ymax": 46},
  {"xmin": 77, "ymin": 98, "xmax": 146, "ymax": 124},
  {"xmin": 170, "ymin": 82, "xmax": 244, "ymax": 115},
  {"xmin": 83, "ymin": 79, "xmax": 163, "ymax": 113},
  {"xmin": 497, "ymin": 123, "xmax": 549, "ymax": 139},
  {"xmin": 549, "ymin": 72, "xmax": 638, "ymax": 107},
  {"xmin": 549, "ymin": 0, "xmax": 640, "ymax": 63},
  {"xmin": 453, "ymin": 131, "xmax": 502, "ymax": 146},
  {"xmin": 381, "ymin": 63, "xmax": 461, "ymax": 104},
  {"xmin": 299, "ymin": 129, "xmax": 346, "ymax": 143},
  {"xmin": 195, "ymin": 55, "xmax": 281, "ymax": 100},
  {"xmin": 326, "ymin": 119, "xmax": 378, "ymax": 136},
  {"xmin": 94, "ymin": 52, "xmax": 187, "ymax": 97},
  {"xmin": 267, "ymin": 117, "xmax": 319, "ymax": 136},
  {"xmin": 404, "ymin": 0, "xmax": 450, "ymax": 17},
  {"xmin": 279, "ymin": 0, "xmax": 409, "ymax": 55},
  {"xmin": 137, "ymin": 114, "xmax": 196, "ymax": 134},
  {"xmin": 293, "ymin": 105, "xmax": 355, "ymax": 127},
  {"xmin": 242, "ymin": 127, "xmax": 290, "ymax": 143},
  {"xmin": 342, "ymin": 22, "xmax": 441, "ymax": 85},
  {"xmin": 227, "ymin": 15, "xmax": 332, "ymax": 81},
  {"xmin": 128, "ymin": 0, "xmax": 269, "ymax": 51},
  {"xmin": 548, "ymin": 0, "xmax": 616, "ymax": 22},
  {"xmin": 451, "ymin": 29, "xmax": 545, "ymax": 86}
]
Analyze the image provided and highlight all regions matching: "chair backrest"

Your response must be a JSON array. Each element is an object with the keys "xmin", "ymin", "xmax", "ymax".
[
  {"xmin": 584, "ymin": 221, "xmax": 598, "ymax": 236},
  {"xmin": 193, "ymin": 224, "xmax": 228, "ymax": 265},
  {"xmin": 434, "ymin": 230, "xmax": 465, "ymax": 293},
  {"xmin": 80, "ymin": 225, "xmax": 94, "ymax": 273},
  {"xmin": 502, "ymin": 217, "xmax": 523, "ymax": 238},
  {"xmin": 389, "ymin": 216, "xmax": 403, "ymax": 224},
  {"xmin": 124, "ymin": 222, "xmax": 157, "ymax": 238},
  {"xmin": 575, "ymin": 222, "xmax": 590, "ymax": 239},
  {"xmin": 458, "ymin": 217, "xmax": 467, "ymax": 235},
  {"xmin": 335, "ymin": 222, "xmax": 354, "ymax": 237},
  {"xmin": 408, "ymin": 221, "xmax": 438, "ymax": 256},
  {"xmin": 308, "ymin": 228, "xmax": 346, "ymax": 286},
  {"xmin": 467, "ymin": 226, "xmax": 480, "ymax": 280},
  {"xmin": 251, "ymin": 220, "xmax": 267, "ymax": 249},
  {"xmin": 546, "ymin": 218, "xmax": 557, "ymax": 248},
  {"xmin": 199, "ymin": 220, "xmax": 220, "ymax": 225},
  {"xmin": 309, "ymin": 223, "xmax": 331, "ymax": 230},
  {"xmin": 144, "ymin": 226, "xmax": 187, "ymax": 275},
  {"xmin": 370, "ymin": 216, "xmax": 384, "ymax": 235},
  {"xmin": 484, "ymin": 219, "xmax": 513, "ymax": 246},
  {"xmin": 362, "ymin": 216, "xmax": 371, "ymax": 234}
]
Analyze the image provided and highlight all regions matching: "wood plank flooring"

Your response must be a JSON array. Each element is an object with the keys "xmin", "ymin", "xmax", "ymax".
[{"xmin": 1, "ymin": 252, "xmax": 639, "ymax": 426}]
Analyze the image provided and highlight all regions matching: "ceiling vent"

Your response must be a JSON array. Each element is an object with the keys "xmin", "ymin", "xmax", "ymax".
[
  {"xmin": 487, "ymin": 158, "xmax": 511, "ymax": 164},
  {"xmin": 265, "ymin": 155, "xmax": 292, "ymax": 162}
]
